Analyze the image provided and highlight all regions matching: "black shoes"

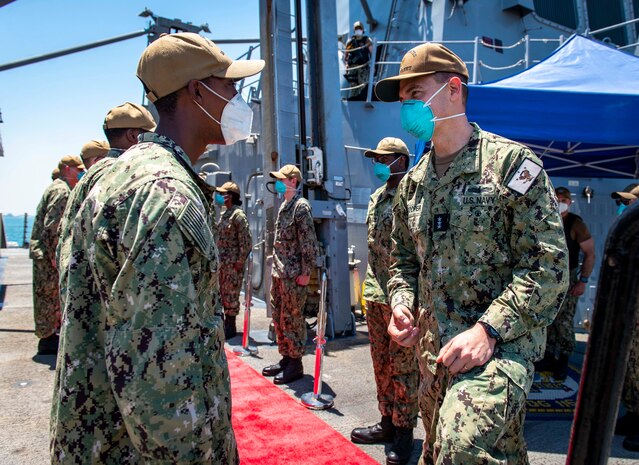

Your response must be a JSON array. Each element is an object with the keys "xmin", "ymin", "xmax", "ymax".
[
  {"xmin": 386, "ymin": 427, "xmax": 414, "ymax": 465},
  {"xmin": 262, "ymin": 356, "xmax": 290, "ymax": 377},
  {"xmin": 37, "ymin": 333, "xmax": 59, "ymax": 355},
  {"xmin": 351, "ymin": 416, "xmax": 395, "ymax": 444},
  {"xmin": 615, "ymin": 412, "xmax": 639, "ymax": 436},
  {"xmin": 224, "ymin": 315, "xmax": 237, "ymax": 340},
  {"xmin": 553, "ymin": 354, "xmax": 570, "ymax": 381},
  {"xmin": 274, "ymin": 357, "xmax": 303, "ymax": 384}
]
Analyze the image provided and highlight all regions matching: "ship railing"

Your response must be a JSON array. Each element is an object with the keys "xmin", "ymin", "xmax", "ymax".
[{"xmin": 340, "ymin": 35, "xmax": 565, "ymax": 103}]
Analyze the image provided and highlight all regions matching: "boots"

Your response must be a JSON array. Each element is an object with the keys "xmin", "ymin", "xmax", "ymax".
[
  {"xmin": 386, "ymin": 427, "xmax": 414, "ymax": 465},
  {"xmin": 553, "ymin": 354, "xmax": 569, "ymax": 381},
  {"xmin": 534, "ymin": 351, "xmax": 556, "ymax": 373},
  {"xmin": 37, "ymin": 333, "xmax": 59, "ymax": 355},
  {"xmin": 224, "ymin": 315, "xmax": 237, "ymax": 340},
  {"xmin": 274, "ymin": 357, "xmax": 304, "ymax": 384},
  {"xmin": 351, "ymin": 415, "xmax": 395, "ymax": 444},
  {"xmin": 262, "ymin": 356, "xmax": 290, "ymax": 377}
]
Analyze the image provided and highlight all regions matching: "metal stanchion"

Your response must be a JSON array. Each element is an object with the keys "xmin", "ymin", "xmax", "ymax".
[
  {"xmin": 233, "ymin": 250, "xmax": 258, "ymax": 356},
  {"xmin": 301, "ymin": 270, "xmax": 334, "ymax": 410}
]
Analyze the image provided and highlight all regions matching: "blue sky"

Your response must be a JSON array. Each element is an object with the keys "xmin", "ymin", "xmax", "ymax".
[{"xmin": 0, "ymin": 0, "xmax": 260, "ymax": 214}]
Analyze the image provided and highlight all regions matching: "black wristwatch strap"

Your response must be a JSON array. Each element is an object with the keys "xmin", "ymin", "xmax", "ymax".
[{"xmin": 479, "ymin": 321, "xmax": 503, "ymax": 343}]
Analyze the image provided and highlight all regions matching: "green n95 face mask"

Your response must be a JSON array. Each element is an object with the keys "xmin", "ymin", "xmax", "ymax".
[{"xmin": 400, "ymin": 81, "xmax": 465, "ymax": 141}]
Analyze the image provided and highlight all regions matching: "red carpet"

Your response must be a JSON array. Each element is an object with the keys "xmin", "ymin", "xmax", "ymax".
[{"xmin": 227, "ymin": 350, "xmax": 380, "ymax": 465}]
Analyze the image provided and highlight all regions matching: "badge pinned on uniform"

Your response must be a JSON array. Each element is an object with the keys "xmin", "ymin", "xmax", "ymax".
[
  {"xmin": 432, "ymin": 213, "xmax": 449, "ymax": 232},
  {"xmin": 507, "ymin": 158, "xmax": 543, "ymax": 195}
]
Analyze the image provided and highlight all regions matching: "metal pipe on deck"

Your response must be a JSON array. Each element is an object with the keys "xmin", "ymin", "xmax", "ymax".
[
  {"xmin": 0, "ymin": 30, "xmax": 148, "ymax": 72},
  {"xmin": 567, "ymin": 203, "xmax": 639, "ymax": 464}
]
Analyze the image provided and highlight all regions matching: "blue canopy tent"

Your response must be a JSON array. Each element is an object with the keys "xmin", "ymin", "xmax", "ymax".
[{"xmin": 464, "ymin": 34, "xmax": 639, "ymax": 178}]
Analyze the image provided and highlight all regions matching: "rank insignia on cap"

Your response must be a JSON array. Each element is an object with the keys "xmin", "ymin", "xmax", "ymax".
[{"xmin": 507, "ymin": 158, "xmax": 543, "ymax": 195}]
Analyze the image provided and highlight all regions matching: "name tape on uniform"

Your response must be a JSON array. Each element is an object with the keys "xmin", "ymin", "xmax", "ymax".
[{"xmin": 507, "ymin": 158, "xmax": 543, "ymax": 195}]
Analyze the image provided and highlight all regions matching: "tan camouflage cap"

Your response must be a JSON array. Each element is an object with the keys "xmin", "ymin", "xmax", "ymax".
[
  {"xmin": 137, "ymin": 32, "xmax": 265, "ymax": 103},
  {"xmin": 51, "ymin": 167, "xmax": 60, "ymax": 180},
  {"xmin": 364, "ymin": 137, "xmax": 409, "ymax": 158},
  {"xmin": 611, "ymin": 185, "xmax": 639, "ymax": 200},
  {"xmin": 58, "ymin": 155, "xmax": 85, "ymax": 171},
  {"xmin": 269, "ymin": 164, "xmax": 302, "ymax": 182},
  {"xmin": 216, "ymin": 181, "xmax": 240, "ymax": 195},
  {"xmin": 103, "ymin": 102, "xmax": 156, "ymax": 131},
  {"xmin": 80, "ymin": 140, "xmax": 110, "ymax": 162},
  {"xmin": 375, "ymin": 42, "xmax": 469, "ymax": 102}
]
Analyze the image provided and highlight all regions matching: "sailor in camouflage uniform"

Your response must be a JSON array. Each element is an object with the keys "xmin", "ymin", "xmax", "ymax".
[
  {"xmin": 50, "ymin": 33, "xmax": 264, "ymax": 464},
  {"xmin": 611, "ymin": 187, "xmax": 639, "ymax": 451},
  {"xmin": 216, "ymin": 181, "xmax": 252, "ymax": 339},
  {"xmin": 57, "ymin": 103, "xmax": 156, "ymax": 294},
  {"xmin": 376, "ymin": 43, "xmax": 569, "ymax": 465},
  {"xmin": 29, "ymin": 155, "xmax": 84, "ymax": 355},
  {"xmin": 262, "ymin": 164, "xmax": 320, "ymax": 385},
  {"xmin": 350, "ymin": 137, "xmax": 419, "ymax": 465}
]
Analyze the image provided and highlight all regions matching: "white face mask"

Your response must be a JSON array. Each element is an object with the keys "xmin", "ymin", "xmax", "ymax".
[
  {"xmin": 558, "ymin": 202, "xmax": 569, "ymax": 214},
  {"xmin": 354, "ymin": 29, "xmax": 363, "ymax": 36},
  {"xmin": 193, "ymin": 81, "xmax": 253, "ymax": 145}
]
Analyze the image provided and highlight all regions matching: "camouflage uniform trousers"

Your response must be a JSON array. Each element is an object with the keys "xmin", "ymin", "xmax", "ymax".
[
  {"xmin": 623, "ymin": 322, "xmax": 639, "ymax": 415},
  {"xmin": 271, "ymin": 276, "xmax": 307, "ymax": 359},
  {"xmin": 423, "ymin": 356, "xmax": 532, "ymax": 465},
  {"xmin": 32, "ymin": 258, "xmax": 61, "ymax": 338},
  {"xmin": 366, "ymin": 301, "xmax": 419, "ymax": 428},
  {"xmin": 220, "ymin": 265, "xmax": 244, "ymax": 317},
  {"xmin": 546, "ymin": 268, "xmax": 579, "ymax": 357}
]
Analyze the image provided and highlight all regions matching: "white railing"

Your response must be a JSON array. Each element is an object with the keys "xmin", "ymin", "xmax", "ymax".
[{"xmin": 340, "ymin": 35, "xmax": 567, "ymax": 103}]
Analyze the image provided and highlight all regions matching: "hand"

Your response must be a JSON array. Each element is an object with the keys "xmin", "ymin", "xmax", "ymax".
[
  {"xmin": 569, "ymin": 281, "xmax": 586, "ymax": 297},
  {"xmin": 388, "ymin": 304, "xmax": 420, "ymax": 347},
  {"xmin": 296, "ymin": 274, "xmax": 310, "ymax": 286},
  {"xmin": 436, "ymin": 324, "xmax": 496, "ymax": 375}
]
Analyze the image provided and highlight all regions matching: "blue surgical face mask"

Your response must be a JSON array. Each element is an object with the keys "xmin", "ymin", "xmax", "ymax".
[
  {"xmin": 77, "ymin": 171, "xmax": 85, "ymax": 181},
  {"xmin": 400, "ymin": 81, "xmax": 466, "ymax": 141},
  {"xmin": 215, "ymin": 193, "xmax": 225, "ymax": 205},
  {"xmin": 617, "ymin": 203, "xmax": 628, "ymax": 215},
  {"xmin": 373, "ymin": 156, "xmax": 404, "ymax": 183},
  {"xmin": 275, "ymin": 180, "xmax": 287, "ymax": 194}
]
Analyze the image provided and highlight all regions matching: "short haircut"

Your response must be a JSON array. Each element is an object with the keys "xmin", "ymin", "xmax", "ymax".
[
  {"xmin": 103, "ymin": 127, "xmax": 129, "ymax": 145},
  {"xmin": 230, "ymin": 191, "xmax": 242, "ymax": 206},
  {"xmin": 432, "ymin": 72, "xmax": 468, "ymax": 106},
  {"xmin": 144, "ymin": 82, "xmax": 179, "ymax": 117},
  {"xmin": 555, "ymin": 187, "xmax": 571, "ymax": 199}
]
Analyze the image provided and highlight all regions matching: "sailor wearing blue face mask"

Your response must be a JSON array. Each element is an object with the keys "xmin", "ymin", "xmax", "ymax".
[
  {"xmin": 374, "ymin": 42, "xmax": 569, "ymax": 465},
  {"xmin": 263, "ymin": 164, "xmax": 319, "ymax": 385},
  {"xmin": 611, "ymin": 186, "xmax": 639, "ymax": 215},
  {"xmin": 351, "ymin": 137, "xmax": 419, "ymax": 463}
]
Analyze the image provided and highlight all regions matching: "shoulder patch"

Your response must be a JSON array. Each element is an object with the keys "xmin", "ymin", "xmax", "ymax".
[
  {"xmin": 506, "ymin": 158, "xmax": 543, "ymax": 195},
  {"xmin": 174, "ymin": 199, "xmax": 214, "ymax": 257}
]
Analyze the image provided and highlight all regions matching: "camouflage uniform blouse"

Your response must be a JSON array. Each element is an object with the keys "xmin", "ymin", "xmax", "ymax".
[
  {"xmin": 388, "ymin": 124, "xmax": 569, "ymax": 375},
  {"xmin": 29, "ymin": 178, "xmax": 70, "ymax": 262},
  {"xmin": 272, "ymin": 193, "xmax": 319, "ymax": 279},
  {"xmin": 57, "ymin": 148, "xmax": 124, "ymax": 293},
  {"xmin": 363, "ymin": 184, "xmax": 396, "ymax": 304},
  {"xmin": 217, "ymin": 205, "xmax": 252, "ymax": 267},
  {"xmin": 50, "ymin": 133, "xmax": 237, "ymax": 464}
]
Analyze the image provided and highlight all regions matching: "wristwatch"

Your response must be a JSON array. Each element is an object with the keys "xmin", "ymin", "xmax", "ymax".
[
  {"xmin": 579, "ymin": 275, "xmax": 589, "ymax": 283},
  {"xmin": 478, "ymin": 321, "xmax": 503, "ymax": 343}
]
